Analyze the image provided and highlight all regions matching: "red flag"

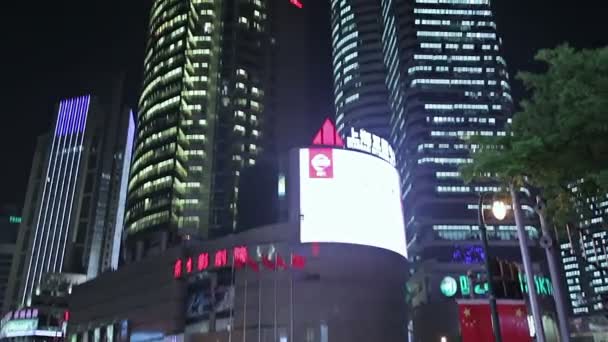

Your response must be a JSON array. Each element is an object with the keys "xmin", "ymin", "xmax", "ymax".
[
  {"xmin": 247, "ymin": 257, "xmax": 260, "ymax": 272},
  {"xmin": 458, "ymin": 300, "xmax": 494, "ymax": 342},
  {"xmin": 276, "ymin": 254, "xmax": 287, "ymax": 269},
  {"xmin": 262, "ymin": 256, "xmax": 276, "ymax": 270},
  {"xmin": 291, "ymin": 254, "xmax": 306, "ymax": 269},
  {"xmin": 497, "ymin": 300, "xmax": 532, "ymax": 342}
]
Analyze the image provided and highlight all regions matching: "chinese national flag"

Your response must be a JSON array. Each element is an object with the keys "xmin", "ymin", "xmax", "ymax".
[
  {"xmin": 497, "ymin": 301, "xmax": 532, "ymax": 342},
  {"xmin": 458, "ymin": 300, "xmax": 494, "ymax": 342}
]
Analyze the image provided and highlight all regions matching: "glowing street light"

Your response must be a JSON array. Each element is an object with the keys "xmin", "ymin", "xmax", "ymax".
[{"xmin": 491, "ymin": 200, "xmax": 508, "ymax": 221}]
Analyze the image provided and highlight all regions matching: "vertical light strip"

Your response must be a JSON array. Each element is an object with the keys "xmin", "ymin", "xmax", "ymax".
[
  {"xmin": 55, "ymin": 96, "xmax": 83, "ymax": 270},
  {"xmin": 59, "ymin": 96, "xmax": 90, "ymax": 272},
  {"xmin": 21, "ymin": 96, "xmax": 91, "ymax": 305},
  {"xmin": 38, "ymin": 98, "xmax": 73, "ymax": 284},
  {"xmin": 22, "ymin": 100, "xmax": 66, "ymax": 305},
  {"xmin": 52, "ymin": 96, "xmax": 85, "ymax": 271},
  {"xmin": 48, "ymin": 97, "xmax": 78, "ymax": 272},
  {"xmin": 111, "ymin": 111, "xmax": 135, "ymax": 270}
]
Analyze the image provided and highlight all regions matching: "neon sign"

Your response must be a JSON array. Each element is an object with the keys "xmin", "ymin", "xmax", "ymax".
[
  {"xmin": 290, "ymin": 0, "xmax": 303, "ymax": 9},
  {"xmin": 452, "ymin": 245, "xmax": 485, "ymax": 264},
  {"xmin": 345, "ymin": 128, "xmax": 396, "ymax": 166},
  {"xmin": 440, "ymin": 273, "xmax": 553, "ymax": 297},
  {"xmin": 173, "ymin": 245, "xmax": 308, "ymax": 279}
]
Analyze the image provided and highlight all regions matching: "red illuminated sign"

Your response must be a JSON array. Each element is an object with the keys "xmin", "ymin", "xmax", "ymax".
[
  {"xmin": 233, "ymin": 246, "xmax": 248, "ymax": 266},
  {"xmin": 215, "ymin": 249, "xmax": 228, "ymax": 268},
  {"xmin": 198, "ymin": 252, "xmax": 209, "ymax": 271},
  {"xmin": 173, "ymin": 245, "xmax": 317, "ymax": 279},
  {"xmin": 312, "ymin": 118, "xmax": 344, "ymax": 147},
  {"xmin": 290, "ymin": 0, "xmax": 303, "ymax": 9},
  {"xmin": 309, "ymin": 149, "xmax": 334, "ymax": 178},
  {"xmin": 186, "ymin": 257, "xmax": 193, "ymax": 273},
  {"xmin": 173, "ymin": 259, "xmax": 183, "ymax": 279}
]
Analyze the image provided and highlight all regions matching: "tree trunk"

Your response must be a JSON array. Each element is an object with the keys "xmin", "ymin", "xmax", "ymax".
[
  {"xmin": 510, "ymin": 183, "xmax": 546, "ymax": 342},
  {"xmin": 536, "ymin": 196, "xmax": 571, "ymax": 342}
]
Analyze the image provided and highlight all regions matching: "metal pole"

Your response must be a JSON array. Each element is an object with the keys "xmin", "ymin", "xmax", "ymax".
[
  {"xmin": 478, "ymin": 193, "xmax": 503, "ymax": 342},
  {"xmin": 536, "ymin": 198, "xmax": 571, "ymax": 342},
  {"xmin": 510, "ymin": 184, "xmax": 546, "ymax": 342}
]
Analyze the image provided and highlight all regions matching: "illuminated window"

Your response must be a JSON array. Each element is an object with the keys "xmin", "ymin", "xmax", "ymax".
[{"xmin": 234, "ymin": 125, "xmax": 245, "ymax": 134}]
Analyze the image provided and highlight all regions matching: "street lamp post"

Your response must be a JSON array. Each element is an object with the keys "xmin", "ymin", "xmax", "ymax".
[{"xmin": 478, "ymin": 193, "xmax": 503, "ymax": 342}]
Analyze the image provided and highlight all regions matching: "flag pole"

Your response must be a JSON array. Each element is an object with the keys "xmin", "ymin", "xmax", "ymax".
[
  {"xmin": 229, "ymin": 253, "xmax": 236, "ymax": 342},
  {"xmin": 258, "ymin": 276, "xmax": 262, "ymax": 342},
  {"xmin": 274, "ymin": 252, "xmax": 278, "ymax": 342},
  {"xmin": 243, "ymin": 271, "xmax": 248, "ymax": 342},
  {"xmin": 290, "ymin": 254, "xmax": 294, "ymax": 342}
]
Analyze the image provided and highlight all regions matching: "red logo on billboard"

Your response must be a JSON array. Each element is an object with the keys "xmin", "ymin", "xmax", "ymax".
[{"xmin": 309, "ymin": 149, "xmax": 333, "ymax": 178}]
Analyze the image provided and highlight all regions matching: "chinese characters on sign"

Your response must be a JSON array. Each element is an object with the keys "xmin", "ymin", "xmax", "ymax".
[
  {"xmin": 173, "ymin": 245, "xmax": 308, "ymax": 279},
  {"xmin": 345, "ymin": 128, "xmax": 396, "ymax": 166},
  {"xmin": 440, "ymin": 273, "xmax": 553, "ymax": 298}
]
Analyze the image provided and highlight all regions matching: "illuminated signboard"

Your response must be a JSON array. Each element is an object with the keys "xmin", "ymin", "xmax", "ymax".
[
  {"xmin": 0, "ymin": 319, "xmax": 38, "ymax": 338},
  {"xmin": 345, "ymin": 127, "xmax": 396, "ymax": 166},
  {"xmin": 440, "ymin": 276, "xmax": 458, "ymax": 297},
  {"xmin": 452, "ymin": 245, "xmax": 485, "ymax": 264},
  {"xmin": 173, "ymin": 245, "xmax": 308, "ymax": 279},
  {"xmin": 299, "ymin": 148, "xmax": 407, "ymax": 258},
  {"xmin": 440, "ymin": 274, "xmax": 553, "ymax": 298}
]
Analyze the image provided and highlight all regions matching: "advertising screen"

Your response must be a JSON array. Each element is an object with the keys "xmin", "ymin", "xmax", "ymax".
[{"xmin": 299, "ymin": 148, "xmax": 407, "ymax": 258}]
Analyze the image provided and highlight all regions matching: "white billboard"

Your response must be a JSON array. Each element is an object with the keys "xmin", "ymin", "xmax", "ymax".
[{"xmin": 298, "ymin": 148, "xmax": 407, "ymax": 258}]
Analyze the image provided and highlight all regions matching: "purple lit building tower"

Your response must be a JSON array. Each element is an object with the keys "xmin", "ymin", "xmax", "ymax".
[{"xmin": 3, "ymin": 95, "xmax": 135, "ymax": 310}]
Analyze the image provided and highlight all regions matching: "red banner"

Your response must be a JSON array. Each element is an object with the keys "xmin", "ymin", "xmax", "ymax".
[
  {"xmin": 458, "ymin": 300, "xmax": 532, "ymax": 342},
  {"xmin": 458, "ymin": 300, "xmax": 494, "ymax": 342},
  {"xmin": 497, "ymin": 300, "xmax": 532, "ymax": 342}
]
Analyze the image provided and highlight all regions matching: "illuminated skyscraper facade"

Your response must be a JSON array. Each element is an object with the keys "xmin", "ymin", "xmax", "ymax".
[
  {"xmin": 560, "ymin": 192, "xmax": 608, "ymax": 316},
  {"xmin": 4, "ymin": 96, "xmax": 134, "ymax": 309},
  {"xmin": 330, "ymin": 0, "xmax": 392, "ymax": 138},
  {"xmin": 379, "ymin": 0, "xmax": 530, "ymax": 250},
  {"xmin": 377, "ymin": 1, "xmax": 545, "ymax": 339},
  {"xmin": 126, "ymin": 0, "xmax": 273, "ymax": 256}
]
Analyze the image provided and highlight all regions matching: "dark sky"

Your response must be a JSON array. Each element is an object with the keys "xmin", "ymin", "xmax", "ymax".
[{"xmin": 0, "ymin": 0, "xmax": 605, "ymax": 207}]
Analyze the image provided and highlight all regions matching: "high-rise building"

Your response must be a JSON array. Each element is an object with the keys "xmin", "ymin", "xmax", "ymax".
[
  {"xmin": 0, "ymin": 206, "xmax": 21, "ymax": 311},
  {"xmin": 560, "ymin": 191, "xmax": 608, "ymax": 316},
  {"xmin": 4, "ymin": 95, "xmax": 134, "ymax": 309},
  {"xmin": 330, "ymin": 0, "xmax": 392, "ymax": 138},
  {"xmin": 365, "ymin": 1, "xmax": 553, "ymax": 339},
  {"xmin": 379, "ymin": 0, "xmax": 522, "ymax": 252},
  {"xmin": 125, "ymin": 0, "xmax": 274, "ymax": 257}
]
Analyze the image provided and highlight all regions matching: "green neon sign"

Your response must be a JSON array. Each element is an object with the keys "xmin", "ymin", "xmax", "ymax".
[
  {"xmin": 9, "ymin": 216, "xmax": 21, "ymax": 224},
  {"xmin": 440, "ymin": 276, "xmax": 458, "ymax": 297},
  {"xmin": 441, "ymin": 273, "xmax": 553, "ymax": 297}
]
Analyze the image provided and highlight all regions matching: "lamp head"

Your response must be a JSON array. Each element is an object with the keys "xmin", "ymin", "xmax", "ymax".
[{"xmin": 491, "ymin": 200, "xmax": 508, "ymax": 221}]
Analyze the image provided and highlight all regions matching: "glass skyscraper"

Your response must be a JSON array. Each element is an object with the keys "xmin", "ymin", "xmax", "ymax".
[
  {"xmin": 330, "ymin": 0, "xmax": 392, "ymax": 138},
  {"xmin": 5, "ymin": 95, "xmax": 134, "ymax": 309},
  {"xmin": 126, "ymin": 0, "xmax": 273, "ymax": 258},
  {"xmin": 324, "ymin": 0, "xmax": 546, "ymax": 339},
  {"xmin": 560, "ymin": 191, "xmax": 608, "ymax": 316},
  {"xmin": 378, "ymin": 0, "xmax": 534, "ymax": 253}
]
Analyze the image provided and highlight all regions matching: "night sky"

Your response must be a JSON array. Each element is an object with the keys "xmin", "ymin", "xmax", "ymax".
[{"xmin": 0, "ymin": 0, "xmax": 604, "ymax": 207}]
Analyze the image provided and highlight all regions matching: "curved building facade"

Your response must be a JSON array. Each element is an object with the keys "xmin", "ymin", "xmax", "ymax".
[
  {"xmin": 330, "ymin": 0, "xmax": 392, "ymax": 138},
  {"xmin": 127, "ymin": 0, "xmax": 273, "ymax": 254},
  {"xmin": 67, "ymin": 223, "xmax": 408, "ymax": 342}
]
